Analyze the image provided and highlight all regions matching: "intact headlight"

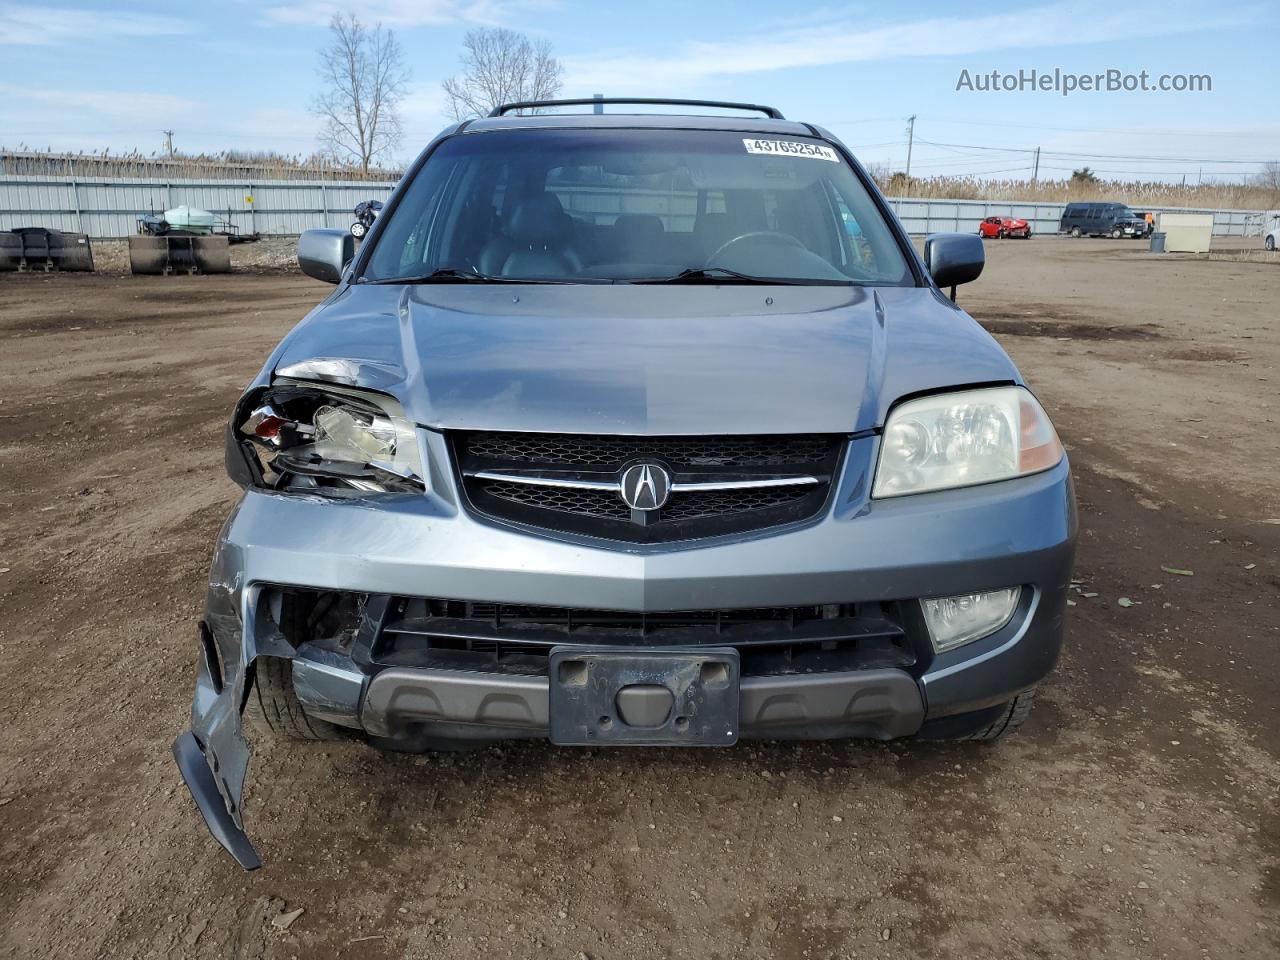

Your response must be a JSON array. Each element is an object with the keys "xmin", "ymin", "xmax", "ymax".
[
  {"xmin": 236, "ymin": 379, "xmax": 423, "ymax": 494},
  {"xmin": 872, "ymin": 386, "xmax": 1062, "ymax": 498}
]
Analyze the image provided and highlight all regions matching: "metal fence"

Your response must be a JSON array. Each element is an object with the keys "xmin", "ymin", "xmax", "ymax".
[
  {"xmin": 884, "ymin": 197, "xmax": 1260, "ymax": 237},
  {"xmin": 0, "ymin": 175, "xmax": 397, "ymax": 238},
  {"xmin": 0, "ymin": 174, "xmax": 1263, "ymax": 238}
]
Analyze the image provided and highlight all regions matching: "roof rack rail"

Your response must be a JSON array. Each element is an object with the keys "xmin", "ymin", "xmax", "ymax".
[{"xmin": 487, "ymin": 98, "xmax": 786, "ymax": 120}]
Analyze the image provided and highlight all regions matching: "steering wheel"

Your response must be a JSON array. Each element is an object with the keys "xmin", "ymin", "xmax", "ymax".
[{"xmin": 708, "ymin": 230, "xmax": 805, "ymax": 264}]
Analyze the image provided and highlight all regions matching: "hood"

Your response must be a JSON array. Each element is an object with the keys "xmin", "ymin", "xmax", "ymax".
[{"xmin": 272, "ymin": 283, "xmax": 1019, "ymax": 435}]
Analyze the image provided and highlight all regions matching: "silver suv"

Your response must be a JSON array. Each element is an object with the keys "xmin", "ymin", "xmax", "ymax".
[{"xmin": 173, "ymin": 99, "xmax": 1076, "ymax": 869}]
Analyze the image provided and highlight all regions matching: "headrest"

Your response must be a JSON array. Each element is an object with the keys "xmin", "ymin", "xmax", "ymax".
[
  {"xmin": 613, "ymin": 214, "xmax": 665, "ymax": 244},
  {"xmin": 508, "ymin": 194, "xmax": 568, "ymax": 245}
]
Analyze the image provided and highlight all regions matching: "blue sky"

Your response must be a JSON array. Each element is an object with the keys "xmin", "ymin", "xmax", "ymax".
[{"xmin": 1, "ymin": 0, "xmax": 1276, "ymax": 182}]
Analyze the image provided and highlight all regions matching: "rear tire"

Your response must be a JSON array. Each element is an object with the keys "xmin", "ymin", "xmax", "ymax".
[
  {"xmin": 1070, "ymin": 226, "xmax": 1081, "ymax": 238},
  {"xmin": 245, "ymin": 656, "xmax": 345, "ymax": 741},
  {"xmin": 350, "ymin": 220, "xmax": 367, "ymax": 239},
  {"xmin": 1266, "ymin": 235, "xmax": 1276, "ymax": 252}
]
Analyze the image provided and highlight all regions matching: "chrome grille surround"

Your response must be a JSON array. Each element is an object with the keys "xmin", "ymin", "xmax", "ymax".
[{"xmin": 452, "ymin": 431, "xmax": 845, "ymax": 543}]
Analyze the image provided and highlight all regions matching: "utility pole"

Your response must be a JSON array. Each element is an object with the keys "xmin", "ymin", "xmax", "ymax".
[
  {"xmin": 163, "ymin": 130, "xmax": 174, "ymax": 157},
  {"xmin": 1032, "ymin": 146, "xmax": 1041, "ymax": 184},
  {"xmin": 904, "ymin": 115, "xmax": 916, "ymax": 180}
]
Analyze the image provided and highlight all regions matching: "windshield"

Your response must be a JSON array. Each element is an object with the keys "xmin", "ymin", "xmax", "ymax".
[{"xmin": 361, "ymin": 128, "xmax": 911, "ymax": 285}]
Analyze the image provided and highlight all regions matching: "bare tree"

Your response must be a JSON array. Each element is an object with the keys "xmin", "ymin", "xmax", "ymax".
[
  {"xmin": 1257, "ymin": 161, "xmax": 1280, "ymax": 198},
  {"xmin": 441, "ymin": 28, "xmax": 563, "ymax": 120},
  {"xmin": 313, "ymin": 13, "xmax": 410, "ymax": 173}
]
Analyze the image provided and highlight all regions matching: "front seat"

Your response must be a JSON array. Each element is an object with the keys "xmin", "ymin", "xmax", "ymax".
[
  {"xmin": 478, "ymin": 194, "xmax": 582, "ymax": 278},
  {"xmin": 609, "ymin": 213, "xmax": 665, "ymax": 262}
]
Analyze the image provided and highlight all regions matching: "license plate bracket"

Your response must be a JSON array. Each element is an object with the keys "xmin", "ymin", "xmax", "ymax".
[{"xmin": 548, "ymin": 646, "xmax": 740, "ymax": 747}]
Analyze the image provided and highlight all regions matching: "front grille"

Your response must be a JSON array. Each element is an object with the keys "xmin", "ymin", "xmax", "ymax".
[
  {"xmin": 366, "ymin": 596, "xmax": 917, "ymax": 678},
  {"xmin": 464, "ymin": 432, "xmax": 833, "ymax": 468},
  {"xmin": 482, "ymin": 479, "xmax": 630, "ymax": 519},
  {"xmin": 657, "ymin": 484, "xmax": 814, "ymax": 521},
  {"xmin": 454, "ymin": 431, "xmax": 844, "ymax": 543}
]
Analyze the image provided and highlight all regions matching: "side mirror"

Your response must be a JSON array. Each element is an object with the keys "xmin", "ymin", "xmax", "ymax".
[
  {"xmin": 924, "ymin": 232, "xmax": 984, "ymax": 299},
  {"xmin": 297, "ymin": 228, "xmax": 356, "ymax": 283}
]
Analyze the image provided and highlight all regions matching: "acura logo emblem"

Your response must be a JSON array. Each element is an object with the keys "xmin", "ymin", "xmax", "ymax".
[{"xmin": 619, "ymin": 462, "xmax": 671, "ymax": 511}]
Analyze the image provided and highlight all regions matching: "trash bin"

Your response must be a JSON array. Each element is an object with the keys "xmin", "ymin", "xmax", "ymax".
[{"xmin": 1149, "ymin": 232, "xmax": 1166, "ymax": 253}]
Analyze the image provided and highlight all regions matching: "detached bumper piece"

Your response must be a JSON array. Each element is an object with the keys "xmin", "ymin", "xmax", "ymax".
[{"xmin": 171, "ymin": 732, "xmax": 262, "ymax": 870}]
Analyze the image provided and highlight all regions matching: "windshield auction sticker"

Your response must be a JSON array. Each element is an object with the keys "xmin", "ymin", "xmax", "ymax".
[{"xmin": 742, "ymin": 138, "xmax": 840, "ymax": 162}]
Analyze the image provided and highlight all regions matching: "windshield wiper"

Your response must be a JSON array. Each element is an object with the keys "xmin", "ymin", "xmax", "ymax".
[
  {"xmin": 360, "ymin": 268, "xmax": 565, "ymax": 285},
  {"xmin": 631, "ymin": 267, "xmax": 803, "ymax": 285}
]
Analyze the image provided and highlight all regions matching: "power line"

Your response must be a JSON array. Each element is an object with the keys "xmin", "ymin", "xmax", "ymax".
[
  {"xmin": 917, "ymin": 138, "xmax": 1273, "ymax": 164},
  {"xmin": 911, "ymin": 115, "xmax": 1280, "ymax": 140}
]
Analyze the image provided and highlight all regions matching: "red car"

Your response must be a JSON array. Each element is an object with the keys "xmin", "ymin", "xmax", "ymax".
[{"xmin": 978, "ymin": 216, "xmax": 1031, "ymax": 239}]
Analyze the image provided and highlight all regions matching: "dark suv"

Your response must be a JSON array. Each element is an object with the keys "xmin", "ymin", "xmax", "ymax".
[
  {"xmin": 173, "ymin": 98, "xmax": 1076, "ymax": 869},
  {"xmin": 1060, "ymin": 201, "xmax": 1149, "ymax": 238}
]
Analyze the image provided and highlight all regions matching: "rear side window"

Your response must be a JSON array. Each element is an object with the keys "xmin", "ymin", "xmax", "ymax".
[{"xmin": 363, "ymin": 128, "xmax": 911, "ymax": 285}]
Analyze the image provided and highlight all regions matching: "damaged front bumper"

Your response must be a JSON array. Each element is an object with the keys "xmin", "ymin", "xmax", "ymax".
[
  {"xmin": 173, "ymin": 457, "xmax": 1074, "ymax": 869},
  {"xmin": 171, "ymin": 507, "xmax": 308, "ymax": 871}
]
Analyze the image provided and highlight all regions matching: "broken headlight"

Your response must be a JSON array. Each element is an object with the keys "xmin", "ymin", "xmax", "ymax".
[{"xmin": 233, "ymin": 380, "xmax": 424, "ymax": 494}]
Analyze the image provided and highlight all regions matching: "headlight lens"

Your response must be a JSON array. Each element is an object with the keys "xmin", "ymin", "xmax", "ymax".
[
  {"xmin": 872, "ymin": 386, "xmax": 1062, "ymax": 498},
  {"xmin": 922, "ymin": 587, "xmax": 1021, "ymax": 651},
  {"xmin": 236, "ymin": 379, "xmax": 423, "ymax": 494}
]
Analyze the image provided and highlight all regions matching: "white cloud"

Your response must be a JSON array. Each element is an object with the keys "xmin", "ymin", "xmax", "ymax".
[
  {"xmin": 260, "ymin": 0, "xmax": 550, "ymax": 27},
  {"xmin": 561, "ymin": 1, "xmax": 1261, "ymax": 93},
  {"xmin": 0, "ymin": 4, "xmax": 191, "ymax": 45},
  {"xmin": 0, "ymin": 84, "xmax": 200, "ymax": 122}
]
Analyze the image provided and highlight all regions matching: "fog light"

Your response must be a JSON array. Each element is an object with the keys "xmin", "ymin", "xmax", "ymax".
[{"xmin": 922, "ymin": 587, "xmax": 1021, "ymax": 652}]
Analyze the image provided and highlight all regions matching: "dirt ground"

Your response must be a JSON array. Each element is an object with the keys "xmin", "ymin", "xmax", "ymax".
[{"xmin": 1, "ymin": 237, "xmax": 1277, "ymax": 960}]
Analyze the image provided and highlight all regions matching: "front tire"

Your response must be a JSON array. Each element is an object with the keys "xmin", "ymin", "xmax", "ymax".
[
  {"xmin": 1267, "ymin": 235, "xmax": 1276, "ymax": 252},
  {"xmin": 245, "ymin": 656, "xmax": 345, "ymax": 741},
  {"xmin": 1070, "ymin": 226, "xmax": 1081, "ymax": 238},
  {"xmin": 918, "ymin": 686, "xmax": 1038, "ymax": 741},
  {"xmin": 960, "ymin": 688, "xmax": 1037, "ymax": 740},
  {"xmin": 1111, "ymin": 227, "xmax": 1123, "ymax": 239}
]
